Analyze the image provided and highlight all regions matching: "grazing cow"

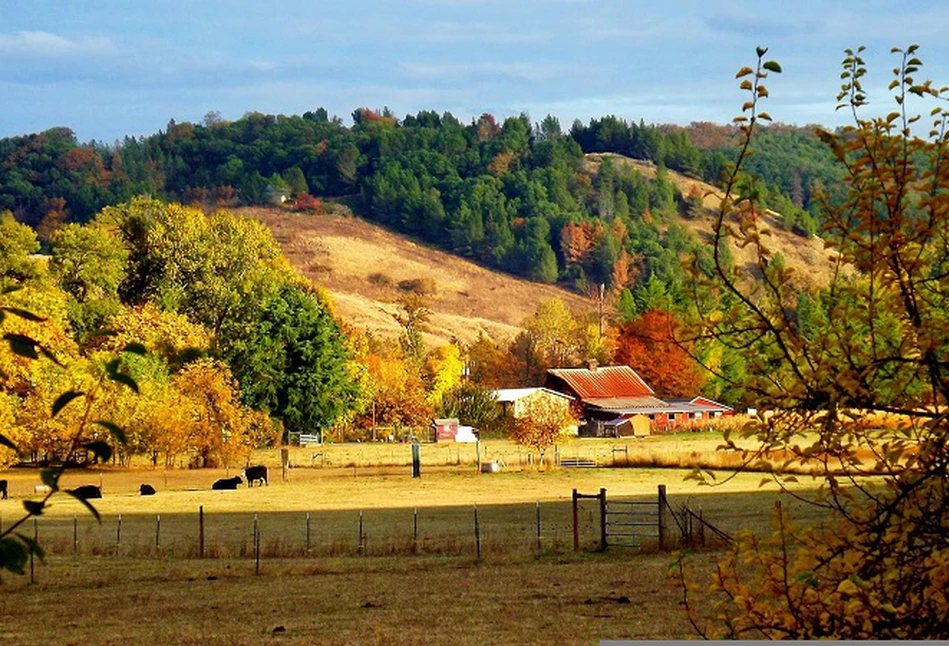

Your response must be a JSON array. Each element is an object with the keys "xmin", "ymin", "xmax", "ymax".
[
  {"xmin": 243, "ymin": 465, "xmax": 268, "ymax": 487},
  {"xmin": 211, "ymin": 476, "xmax": 242, "ymax": 490},
  {"xmin": 140, "ymin": 483, "xmax": 156, "ymax": 496},
  {"xmin": 0, "ymin": 479, "xmax": 7, "ymax": 500},
  {"xmin": 70, "ymin": 484, "xmax": 102, "ymax": 500}
]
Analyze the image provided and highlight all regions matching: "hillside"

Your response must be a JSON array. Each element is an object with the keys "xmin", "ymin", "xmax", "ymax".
[
  {"xmin": 243, "ymin": 208, "xmax": 593, "ymax": 347},
  {"xmin": 584, "ymin": 153, "xmax": 838, "ymax": 289}
]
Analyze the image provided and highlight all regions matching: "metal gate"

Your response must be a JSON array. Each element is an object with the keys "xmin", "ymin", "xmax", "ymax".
[{"xmin": 605, "ymin": 498, "xmax": 660, "ymax": 547}]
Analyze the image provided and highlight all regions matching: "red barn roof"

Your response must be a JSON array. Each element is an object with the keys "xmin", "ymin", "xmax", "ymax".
[{"xmin": 546, "ymin": 365, "xmax": 654, "ymax": 399}]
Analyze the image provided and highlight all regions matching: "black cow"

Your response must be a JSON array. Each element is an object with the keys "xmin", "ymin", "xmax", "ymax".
[
  {"xmin": 243, "ymin": 465, "xmax": 268, "ymax": 487},
  {"xmin": 212, "ymin": 476, "xmax": 242, "ymax": 490},
  {"xmin": 70, "ymin": 484, "xmax": 102, "ymax": 500},
  {"xmin": 0, "ymin": 479, "xmax": 7, "ymax": 500},
  {"xmin": 140, "ymin": 483, "xmax": 156, "ymax": 496}
]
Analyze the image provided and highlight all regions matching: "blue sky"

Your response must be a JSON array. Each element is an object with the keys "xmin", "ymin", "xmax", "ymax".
[{"xmin": 2, "ymin": 1, "xmax": 947, "ymax": 143}]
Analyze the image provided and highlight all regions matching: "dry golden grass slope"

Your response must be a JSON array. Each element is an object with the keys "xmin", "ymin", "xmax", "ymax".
[
  {"xmin": 243, "ymin": 157, "xmax": 836, "ymax": 346},
  {"xmin": 585, "ymin": 153, "xmax": 838, "ymax": 289},
  {"xmin": 243, "ymin": 208, "xmax": 592, "ymax": 347}
]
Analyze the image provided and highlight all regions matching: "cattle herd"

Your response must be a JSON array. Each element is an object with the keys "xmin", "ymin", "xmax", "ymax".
[{"xmin": 0, "ymin": 466, "xmax": 269, "ymax": 499}]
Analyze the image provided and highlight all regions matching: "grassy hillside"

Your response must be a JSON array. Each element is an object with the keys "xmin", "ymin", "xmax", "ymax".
[
  {"xmin": 244, "ymin": 208, "xmax": 593, "ymax": 347},
  {"xmin": 244, "ymin": 156, "xmax": 837, "ymax": 347}
]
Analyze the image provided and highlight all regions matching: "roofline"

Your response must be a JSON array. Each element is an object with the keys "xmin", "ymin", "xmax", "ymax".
[{"xmin": 547, "ymin": 365, "xmax": 655, "ymax": 396}]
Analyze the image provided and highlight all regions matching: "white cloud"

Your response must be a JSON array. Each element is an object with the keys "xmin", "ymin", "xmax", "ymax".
[{"xmin": 0, "ymin": 31, "xmax": 117, "ymax": 57}]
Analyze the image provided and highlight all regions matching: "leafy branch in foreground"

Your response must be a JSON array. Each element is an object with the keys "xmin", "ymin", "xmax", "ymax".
[
  {"xmin": 678, "ymin": 45, "xmax": 949, "ymax": 639},
  {"xmin": 0, "ymin": 304, "xmax": 139, "ymax": 576}
]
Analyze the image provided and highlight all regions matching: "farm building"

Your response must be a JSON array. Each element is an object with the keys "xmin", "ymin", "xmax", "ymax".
[
  {"xmin": 431, "ymin": 418, "xmax": 479, "ymax": 442},
  {"xmin": 545, "ymin": 364, "xmax": 733, "ymax": 436},
  {"xmin": 492, "ymin": 387, "xmax": 575, "ymax": 419}
]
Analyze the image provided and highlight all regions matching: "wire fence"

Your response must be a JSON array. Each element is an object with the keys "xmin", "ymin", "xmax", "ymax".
[{"xmin": 10, "ymin": 499, "xmax": 632, "ymax": 565}]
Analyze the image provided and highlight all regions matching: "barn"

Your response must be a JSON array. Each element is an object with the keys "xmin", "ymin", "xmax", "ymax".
[{"xmin": 545, "ymin": 363, "xmax": 733, "ymax": 435}]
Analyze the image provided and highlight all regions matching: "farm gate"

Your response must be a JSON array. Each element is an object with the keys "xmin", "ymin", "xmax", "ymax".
[{"xmin": 571, "ymin": 485, "xmax": 671, "ymax": 551}]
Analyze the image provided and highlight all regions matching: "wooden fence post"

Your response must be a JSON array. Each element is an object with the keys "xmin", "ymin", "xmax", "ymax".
[
  {"xmin": 474, "ymin": 505, "xmax": 481, "ymax": 561},
  {"xmin": 657, "ymin": 484, "xmax": 668, "ymax": 550},
  {"xmin": 73, "ymin": 514, "xmax": 78, "ymax": 556},
  {"xmin": 598, "ymin": 488, "xmax": 607, "ymax": 551},
  {"xmin": 156, "ymin": 514, "xmax": 161, "ymax": 549},
  {"xmin": 255, "ymin": 524, "xmax": 260, "ymax": 575},
  {"xmin": 305, "ymin": 512, "xmax": 311, "ymax": 552},
  {"xmin": 572, "ymin": 489, "xmax": 579, "ymax": 552},
  {"xmin": 30, "ymin": 516, "xmax": 37, "ymax": 584},
  {"xmin": 413, "ymin": 506, "xmax": 419, "ymax": 549},
  {"xmin": 358, "ymin": 510, "xmax": 364, "ymax": 554},
  {"xmin": 697, "ymin": 506, "xmax": 706, "ymax": 547},
  {"xmin": 116, "ymin": 514, "xmax": 122, "ymax": 548},
  {"xmin": 199, "ymin": 506, "xmax": 205, "ymax": 558},
  {"xmin": 536, "ymin": 501, "xmax": 542, "ymax": 551}
]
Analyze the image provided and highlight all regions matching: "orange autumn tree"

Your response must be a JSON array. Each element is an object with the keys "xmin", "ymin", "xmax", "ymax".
[{"xmin": 614, "ymin": 309, "xmax": 705, "ymax": 398}]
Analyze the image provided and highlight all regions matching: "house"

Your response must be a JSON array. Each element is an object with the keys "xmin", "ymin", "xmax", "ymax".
[
  {"xmin": 545, "ymin": 364, "xmax": 733, "ymax": 436},
  {"xmin": 493, "ymin": 387, "xmax": 575, "ymax": 419}
]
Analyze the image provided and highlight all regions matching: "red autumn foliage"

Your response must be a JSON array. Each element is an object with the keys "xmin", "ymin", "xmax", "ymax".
[{"xmin": 614, "ymin": 309, "xmax": 705, "ymax": 398}]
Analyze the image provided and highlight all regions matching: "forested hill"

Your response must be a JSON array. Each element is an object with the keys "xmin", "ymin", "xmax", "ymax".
[{"xmin": 0, "ymin": 110, "xmax": 846, "ymax": 309}]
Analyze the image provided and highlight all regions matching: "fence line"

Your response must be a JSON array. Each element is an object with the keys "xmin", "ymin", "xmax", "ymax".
[{"xmin": 20, "ymin": 500, "xmax": 640, "ymax": 565}]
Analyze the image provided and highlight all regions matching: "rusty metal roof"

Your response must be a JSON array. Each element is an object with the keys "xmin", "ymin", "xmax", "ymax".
[
  {"xmin": 547, "ymin": 365, "xmax": 654, "ymax": 399},
  {"xmin": 583, "ymin": 396, "xmax": 667, "ymax": 411}
]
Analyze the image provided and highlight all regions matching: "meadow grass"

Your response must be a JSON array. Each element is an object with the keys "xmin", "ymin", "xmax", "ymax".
[{"xmin": 0, "ymin": 435, "xmax": 834, "ymax": 643}]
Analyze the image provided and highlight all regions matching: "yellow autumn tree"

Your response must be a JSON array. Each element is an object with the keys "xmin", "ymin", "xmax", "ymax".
[
  {"xmin": 172, "ymin": 358, "xmax": 255, "ymax": 469},
  {"xmin": 425, "ymin": 343, "xmax": 465, "ymax": 410}
]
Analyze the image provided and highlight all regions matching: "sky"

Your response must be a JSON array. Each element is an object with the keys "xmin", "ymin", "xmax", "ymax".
[{"xmin": 2, "ymin": 0, "xmax": 948, "ymax": 143}]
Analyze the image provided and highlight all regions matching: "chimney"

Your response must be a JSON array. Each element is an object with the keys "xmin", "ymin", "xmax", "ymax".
[{"xmin": 586, "ymin": 359, "xmax": 598, "ymax": 372}]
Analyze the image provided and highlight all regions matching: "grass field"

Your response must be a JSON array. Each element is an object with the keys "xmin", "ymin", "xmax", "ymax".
[{"xmin": 0, "ymin": 436, "xmax": 831, "ymax": 643}]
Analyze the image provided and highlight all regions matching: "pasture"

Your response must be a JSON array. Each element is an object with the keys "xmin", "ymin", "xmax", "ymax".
[{"xmin": 0, "ymin": 436, "xmax": 830, "ymax": 643}]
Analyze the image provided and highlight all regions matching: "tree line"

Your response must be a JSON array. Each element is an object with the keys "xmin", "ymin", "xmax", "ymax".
[{"xmin": 0, "ymin": 109, "xmax": 845, "ymax": 289}]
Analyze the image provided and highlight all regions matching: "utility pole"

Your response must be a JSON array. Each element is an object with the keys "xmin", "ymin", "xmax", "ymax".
[{"xmin": 598, "ymin": 283, "xmax": 605, "ymax": 338}]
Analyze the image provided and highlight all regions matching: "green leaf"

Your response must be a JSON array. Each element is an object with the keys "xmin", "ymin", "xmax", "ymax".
[
  {"xmin": 104, "ymin": 358, "xmax": 121, "ymax": 376},
  {"xmin": 88, "ymin": 328, "xmax": 118, "ymax": 339},
  {"xmin": 40, "ymin": 468, "xmax": 60, "ymax": 490},
  {"xmin": 94, "ymin": 420, "xmax": 127, "ymax": 445},
  {"xmin": 756, "ymin": 46, "xmax": 768, "ymax": 57},
  {"xmin": 735, "ymin": 66, "xmax": 754, "ymax": 78},
  {"xmin": 82, "ymin": 441, "xmax": 112, "ymax": 464},
  {"xmin": 51, "ymin": 391, "xmax": 84, "ymax": 418},
  {"xmin": 1, "ymin": 285, "xmax": 23, "ymax": 295},
  {"xmin": 65, "ymin": 490, "xmax": 101, "ymax": 523},
  {"xmin": 0, "ymin": 432, "xmax": 16, "ymax": 451},
  {"xmin": 0, "ymin": 537, "xmax": 29, "ymax": 574},
  {"xmin": 763, "ymin": 60, "xmax": 782, "ymax": 73},
  {"xmin": 122, "ymin": 342, "xmax": 147, "ymax": 356},
  {"xmin": 1, "ymin": 307, "xmax": 46, "ymax": 322},
  {"xmin": 4, "ymin": 333, "xmax": 38, "ymax": 359},
  {"xmin": 23, "ymin": 500, "xmax": 45, "ymax": 516},
  {"xmin": 108, "ymin": 371, "xmax": 139, "ymax": 394}
]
